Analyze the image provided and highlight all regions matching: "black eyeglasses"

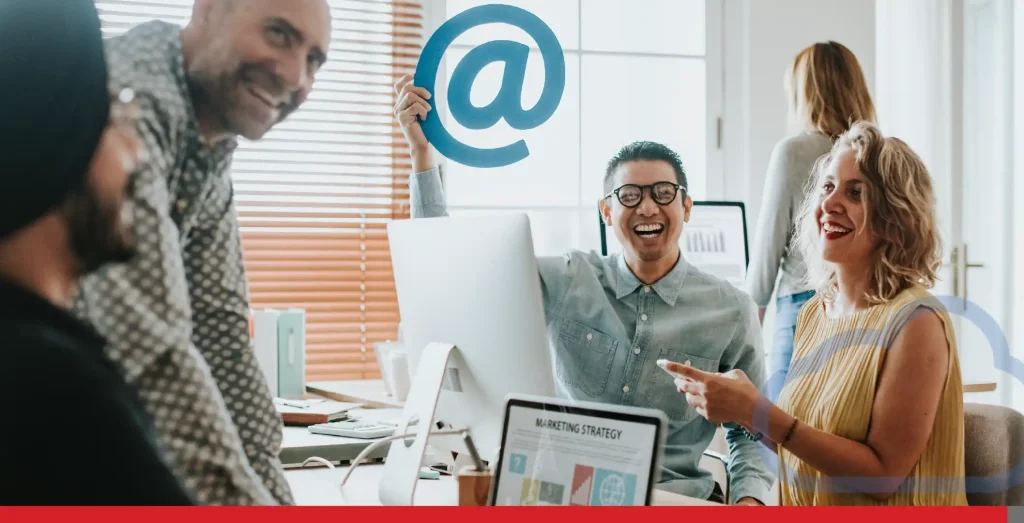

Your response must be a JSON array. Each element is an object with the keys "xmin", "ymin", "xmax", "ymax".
[{"xmin": 604, "ymin": 182, "xmax": 685, "ymax": 208}]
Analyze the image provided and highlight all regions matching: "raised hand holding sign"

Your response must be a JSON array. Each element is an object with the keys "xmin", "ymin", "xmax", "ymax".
[
  {"xmin": 394, "ymin": 78, "xmax": 433, "ymax": 160},
  {"xmin": 405, "ymin": 3, "xmax": 566, "ymax": 169}
]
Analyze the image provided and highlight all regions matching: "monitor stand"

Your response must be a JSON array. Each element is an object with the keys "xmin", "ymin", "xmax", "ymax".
[{"xmin": 378, "ymin": 342, "xmax": 456, "ymax": 506}]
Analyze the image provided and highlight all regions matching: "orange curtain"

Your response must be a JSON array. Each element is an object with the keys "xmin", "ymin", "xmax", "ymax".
[
  {"xmin": 95, "ymin": 0, "xmax": 423, "ymax": 382},
  {"xmin": 237, "ymin": 0, "xmax": 422, "ymax": 381}
]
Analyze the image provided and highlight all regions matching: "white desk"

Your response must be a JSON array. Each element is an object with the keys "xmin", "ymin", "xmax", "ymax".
[
  {"xmin": 284, "ymin": 395, "xmax": 718, "ymax": 506},
  {"xmin": 308, "ymin": 378, "xmax": 998, "ymax": 401},
  {"xmin": 294, "ymin": 378, "xmax": 1000, "ymax": 505},
  {"xmin": 285, "ymin": 462, "xmax": 721, "ymax": 506},
  {"xmin": 280, "ymin": 427, "xmax": 386, "ymax": 467},
  {"xmin": 291, "ymin": 383, "xmax": 735, "ymax": 506}
]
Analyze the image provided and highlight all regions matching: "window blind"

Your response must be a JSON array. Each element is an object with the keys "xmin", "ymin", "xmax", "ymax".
[{"xmin": 96, "ymin": 0, "xmax": 422, "ymax": 381}]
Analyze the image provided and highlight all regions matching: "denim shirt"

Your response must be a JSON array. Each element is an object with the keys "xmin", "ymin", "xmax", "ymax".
[{"xmin": 411, "ymin": 168, "xmax": 774, "ymax": 503}]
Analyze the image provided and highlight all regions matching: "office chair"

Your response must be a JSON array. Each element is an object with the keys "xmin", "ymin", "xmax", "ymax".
[{"xmin": 963, "ymin": 403, "xmax": 1024, "ymax": 506}]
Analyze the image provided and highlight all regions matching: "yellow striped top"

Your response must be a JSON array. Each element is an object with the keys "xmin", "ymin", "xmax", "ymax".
[{"xmin": 777, "ymin": 285, "xmax": 968, "ymax": 506}]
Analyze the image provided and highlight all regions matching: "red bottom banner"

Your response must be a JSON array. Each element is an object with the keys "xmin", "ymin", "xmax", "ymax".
[{"xmin": 0, "ymin": 506, "xmax": 1011, "ymax": 523}]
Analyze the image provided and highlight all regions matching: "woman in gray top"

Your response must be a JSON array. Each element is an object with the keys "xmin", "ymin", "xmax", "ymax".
[{"xmin": 747, "ymin": 41, "xmax": 876, "ymax": 400}]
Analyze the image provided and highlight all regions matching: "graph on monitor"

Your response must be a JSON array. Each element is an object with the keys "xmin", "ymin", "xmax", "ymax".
[
  {"xmin": 684, "ymin": 226, "xmax": 728, "ymax": 254},
  {"xmin": 681, "ymin": 204, "xmax": 748, "ymax": 287}
]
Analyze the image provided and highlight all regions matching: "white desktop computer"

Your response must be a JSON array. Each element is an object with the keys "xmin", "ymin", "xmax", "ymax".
[{"xmin": 383, "ymin": 213, "xmax": 558, "ymax": 505}]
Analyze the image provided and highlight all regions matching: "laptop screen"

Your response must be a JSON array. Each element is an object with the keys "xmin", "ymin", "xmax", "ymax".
[{"xmin": 490, "ymin": 399, "xmax": 662, "ymax": 506}]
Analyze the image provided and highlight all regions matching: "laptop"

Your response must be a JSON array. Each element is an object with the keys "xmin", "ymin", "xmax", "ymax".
[{"xmin": 489, "ymin": 394, "xmax": 668, "ymax": 506}]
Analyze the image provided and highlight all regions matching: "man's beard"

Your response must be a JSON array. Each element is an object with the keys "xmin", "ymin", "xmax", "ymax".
[
  {"xmin": 61, "ymin": 181, "xmax": 136, "ymax": 275},
  {"xmin": 188, "ymin": 60, "xmax": 299, "ymax": 138}
]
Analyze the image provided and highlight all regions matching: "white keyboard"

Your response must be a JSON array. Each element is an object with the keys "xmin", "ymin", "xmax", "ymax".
[{"xmin": 308, "ymin": 419, "xmax": 397, "ymax": 439}]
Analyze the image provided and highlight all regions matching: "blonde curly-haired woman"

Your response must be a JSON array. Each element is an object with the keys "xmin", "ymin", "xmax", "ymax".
[
  {"xmin": 747, "ymin": 41, "xmax": 876, "ymax": 401},
  {"xmin": 665, "ymin": 121, "xmax": 967, "ymax": 506}
]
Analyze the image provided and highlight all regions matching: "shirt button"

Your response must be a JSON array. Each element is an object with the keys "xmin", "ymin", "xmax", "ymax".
[
  {"xmin": 623, "ymin": 385, "xmax": 630, "ymax": 393},
  {"xmin": 641, "ymin": 314, "xmax": 648, "ymax": 322},
  {"xmin": 586, "ymin": 333, "xmax": 594, "ymax": 341},
  {"xmin": 634, "ymin": 348, "xmax": 641, "ymax": 355},
  {"xmin": 684, "ymin": 360, "xmax": 692, "ymax": 367},
  {"xmin": 643, "ymin": 287, "xmax": 651, "ymax": 294}
]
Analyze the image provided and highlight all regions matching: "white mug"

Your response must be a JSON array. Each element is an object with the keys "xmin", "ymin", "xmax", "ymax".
[{"xmin": 388, "ymin": 350, "xmax": 411, "ymax": 401}]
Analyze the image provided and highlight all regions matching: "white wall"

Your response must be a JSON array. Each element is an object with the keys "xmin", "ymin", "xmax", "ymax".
[
  {"xmin": 720, "ymin": 0, "xmax": 877, "ymax": 351},
  {"xmin": 1013, "ymin": 0, "xmax": 1023, "ymax": 412},
  {"xmin": 722, "ymin": 0, "xmax": 876, "ymax": 225}
]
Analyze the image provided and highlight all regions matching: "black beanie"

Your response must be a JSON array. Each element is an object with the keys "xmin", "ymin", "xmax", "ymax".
[{"xmin": 0, "ymin": 0, "xmax": 111, "ymax": 239}]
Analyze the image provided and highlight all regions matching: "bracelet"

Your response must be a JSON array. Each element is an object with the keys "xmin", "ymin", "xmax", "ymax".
[{"xmin": 780, "ymin": 417, "xmax": 799, "ymax": 447}]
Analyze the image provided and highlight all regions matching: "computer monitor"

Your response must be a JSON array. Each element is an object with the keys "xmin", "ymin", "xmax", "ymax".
[
  {"xmin": 600, "ymin": 201, "xmax": 749, "ymax": 288},
  {"xmin": 384, "ymin": 213, "xmax": 558, "ymax": 504}
]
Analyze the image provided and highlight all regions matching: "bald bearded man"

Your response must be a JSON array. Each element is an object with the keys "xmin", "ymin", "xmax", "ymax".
[{"xmin": 71, "ymin": 0, "xmax": 332, "ymax": 505}]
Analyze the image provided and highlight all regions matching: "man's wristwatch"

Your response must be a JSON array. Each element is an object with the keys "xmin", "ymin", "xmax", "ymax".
[{"xmin": 741, "ymin": 427, "xmax": 763, "ymax": 442}]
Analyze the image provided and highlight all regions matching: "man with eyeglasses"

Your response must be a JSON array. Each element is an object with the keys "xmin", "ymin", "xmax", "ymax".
[{"xmin": 394, "ymin": 76, "xmax": 772, "ymax": 505}]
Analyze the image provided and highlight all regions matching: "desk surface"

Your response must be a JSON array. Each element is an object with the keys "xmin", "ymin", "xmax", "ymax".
[
  {"xmin": 280, "ymin": 408, "xmax": 402, "ymax": 466},
  {"xmin": 280, "ymin": 427, "xmax": 387, "ymax": 467},
  {"xmin": 306, "ymin": 379, "xmax": 404, "ymax": 409},
  {"xmin": 285, "ymin": 395, "xmax": 719, "ymax": 506},
  {"xmin": 309, "ymin": 378, "xmax": 998, "ymax": 402},
  {"xmin": 964, "ymin": 382, "xmax": 998, "ymax": 393},
  {"xmin": 285, "ymin": 463, "xmax": 720, "ymax": 506}
]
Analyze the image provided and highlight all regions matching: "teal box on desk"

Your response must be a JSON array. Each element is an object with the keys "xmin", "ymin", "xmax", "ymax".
[
  {"xmin": 252, "ymin": 308, "xmax": 306, "ymax": 400},
  {"xmin": 276, "ymin": 309, "xmax": 306, "ymax": 400}
]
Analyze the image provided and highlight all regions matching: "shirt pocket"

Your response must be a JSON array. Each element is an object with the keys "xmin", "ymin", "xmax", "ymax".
[
  {"xmin": 555, "ymin": 318, "xmax": 618, "ymax": 398},
  {"xmin": 644, "ymin": 349, "xmax": 720, "ymax": 423}
]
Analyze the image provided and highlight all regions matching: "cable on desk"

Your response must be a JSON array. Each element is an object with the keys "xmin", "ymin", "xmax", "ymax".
[
  {"xmin": 300, "ymin": 456, "xmax": 336, "ymax": 470},
  {"xmin": 337, "ymin": 429, "xmax": 469, "ymax": 488}
]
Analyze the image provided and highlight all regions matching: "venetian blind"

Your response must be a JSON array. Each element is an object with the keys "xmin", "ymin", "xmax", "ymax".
[{"xmin": 96, "ymin": 0, "xmax": 422, "ymax": 381}]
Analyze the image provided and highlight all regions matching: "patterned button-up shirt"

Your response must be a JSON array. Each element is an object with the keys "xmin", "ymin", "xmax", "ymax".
[
  {"xmin": 72, "ymin": 21, "xmax": 291, "ymax": 505},
  {"xmin": 412, "ymin": 167, "xmax": 775, "ymax": 504}
]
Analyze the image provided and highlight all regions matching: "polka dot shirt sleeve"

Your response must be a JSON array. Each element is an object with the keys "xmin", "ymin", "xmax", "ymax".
[{"xmin": 182, "ymin": 179, "xmax": 295, "ymax": 505}]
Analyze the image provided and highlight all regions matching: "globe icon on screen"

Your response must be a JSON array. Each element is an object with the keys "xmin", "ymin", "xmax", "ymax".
[{"xmin": 598, "ymin": 474, "xmax": 627, "ymax": 506}]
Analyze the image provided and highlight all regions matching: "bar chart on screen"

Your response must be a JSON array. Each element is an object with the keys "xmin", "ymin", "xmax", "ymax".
[
  {"xmin": 684, "ymin": 226, "xmax": 728, "ymax": 254},
  {"xmin": 680, "ymin": 204, "xmax": 748, "ymax": 288},
  {"xmin": 570, "ymin": 465, "xmax": 594, "ymax": 506}
]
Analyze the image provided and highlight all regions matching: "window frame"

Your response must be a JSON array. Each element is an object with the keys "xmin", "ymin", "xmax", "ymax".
[
  {"xmin": 97, "ymin": 0, "xmax": 424, "ymax": 382},
  {"xmin": 422, "ymin": 0, "xmax": 725, "ymax": 255}
]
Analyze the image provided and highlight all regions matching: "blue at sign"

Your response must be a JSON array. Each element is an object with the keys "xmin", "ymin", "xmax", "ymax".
[{"xmin": 414, "ymin": 4, "xmax": 566, "ymax": 169}]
